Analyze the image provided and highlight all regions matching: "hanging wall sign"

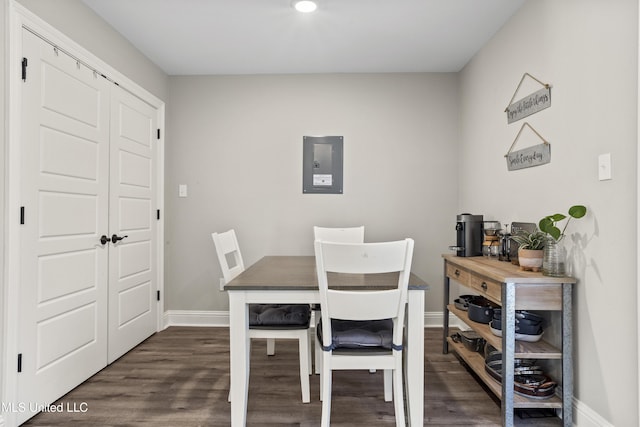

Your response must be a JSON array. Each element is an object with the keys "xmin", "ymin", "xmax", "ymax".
[
  {"xmin": 506, "ymin": 86, "xmax": 551, "ymax": 123},
  {"xmin": 505, "ymin": 122, "xmax": 551, "ymax": 171},
  {"xmin": 506, "ymin": 143, "xmax": 551, "ymax": 171},
  {"xmin": 505, "ymin": 73, "xmax": 551, "ymax": 124}
]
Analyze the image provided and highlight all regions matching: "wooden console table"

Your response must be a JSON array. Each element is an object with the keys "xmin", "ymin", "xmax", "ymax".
[{"xmin": 442, "ymin": 254, "xmax": 576, "ymax": 426}]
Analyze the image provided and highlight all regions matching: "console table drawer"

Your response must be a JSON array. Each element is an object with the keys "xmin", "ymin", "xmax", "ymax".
[
  {"xmin": 469, "ymin": 275, "xmax": 501, "ymax": 303},
  {"xmin": 446, "ymin": 263, "xmax": 470, "ymax": 286}
]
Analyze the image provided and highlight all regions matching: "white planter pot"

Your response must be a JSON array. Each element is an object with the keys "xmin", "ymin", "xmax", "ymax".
[{"xmin": 518, "ymin": 249, "xmax": 543, "ymax": 272}]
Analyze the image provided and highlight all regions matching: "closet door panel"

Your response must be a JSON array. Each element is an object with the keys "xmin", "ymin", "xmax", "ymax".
[
  {"xmin": 40, "ymin": 127, "xmax": 100, "ymax": 180},
  {"xmin": 41, "ymin": 60, "xmax": 103, "ymax": 127},
  {"xmin": 119, "ymin": 150, "xmax": 151, "ymax": 188},
  {"xmin": 38, "ymin": 192, "xmax": 98, "ymax": 235},
  {"xmin": 108, "ymin": 85, "xmax": 158, "ymax": 363},
  {"xmin": 17, "ymin": 29, "xmax": 110, "ymax": 425},
  {"xmin": 119, "ymin": 197, "xmax": 152, "ymax": 230},
  {"xmin": 38, "ymin": 249, "xmax": 97, "ymax": 301}
]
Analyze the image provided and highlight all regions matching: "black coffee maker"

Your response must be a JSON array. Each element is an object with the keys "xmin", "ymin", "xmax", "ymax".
[{"xmin": 450, "ymin": 213, "xmax": 484, "ymax": 257}]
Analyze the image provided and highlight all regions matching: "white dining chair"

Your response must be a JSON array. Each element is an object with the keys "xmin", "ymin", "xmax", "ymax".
[
  {"xmin": 312, "ymin": 226, "xmax": 365, "ymax": 375},
  {"xmin": 313, "ymin": 226, "xmax": 392, "ymax": 402},
  {"xmin": 212, "ymin": 229, "xmax": 312, "ymax": 403},
  {"xmin": 314, "ymin": 238, "xmax": 414, "ymax": 427}
]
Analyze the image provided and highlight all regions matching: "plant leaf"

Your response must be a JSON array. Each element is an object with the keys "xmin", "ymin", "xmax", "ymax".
[
  {"xmin": 539, "ymin": 218, "xmax": 553, "ymax": 233},
  {"xmin": 511, "ymin": 234, "xmax": 528, "ymax": 245},
  {"xmin": 549, "ymin": 213, "xmax": 566, "ymax": 222},
  {"xmin": 548, "ymin": 226, "xmax": 561, "ymax": 240},
  {"xmin": 568, "ymin": 205, "xmax": 587, "ymax": 219}
]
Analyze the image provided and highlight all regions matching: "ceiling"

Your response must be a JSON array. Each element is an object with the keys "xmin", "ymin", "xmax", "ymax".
[{"xmin": 81, "ymin": 0, "xmax": 525, "ymax": 76}]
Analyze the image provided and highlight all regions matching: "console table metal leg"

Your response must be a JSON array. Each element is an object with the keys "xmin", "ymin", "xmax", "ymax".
[
  {"xmin": 501, "ymin": 282, "xmax": 516, "ymax": 427},
  {"xmin": 443, "ymin": 269, "xmax": 450, "ymax": 354},
  {"xmin": 562, "ymin": 284, "xmax": 573, "ymax": 427}
]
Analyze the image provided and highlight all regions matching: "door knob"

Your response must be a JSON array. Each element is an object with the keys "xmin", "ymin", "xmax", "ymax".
[
  {"xmin": 100, "ymin": 235, "xmax": 110, "ymax": 245},
  {"xmin": 111, "ymin": 234, "xmax": 128, "ymax": 243}
]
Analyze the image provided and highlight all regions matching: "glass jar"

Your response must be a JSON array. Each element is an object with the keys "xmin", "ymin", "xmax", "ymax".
[
  {"xmin": 489, "ymin": 243, "xmax": 501, "ymax": 258},
  {"xmin": 482, "ymin": 244, "xmax": 491, "ymax": 257},
  {"xmin": 542, "ymin": 238, "xmax": 566, "ymax": 277}
]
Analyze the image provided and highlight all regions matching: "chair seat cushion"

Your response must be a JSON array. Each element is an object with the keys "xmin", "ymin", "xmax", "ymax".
[
  {"xmin": 249, "ymin": 304, "xmax": 311, "ymax": 329},
  {"xmin": 318, "ymin": 319, "xmax": 393, "ymax": 350}
]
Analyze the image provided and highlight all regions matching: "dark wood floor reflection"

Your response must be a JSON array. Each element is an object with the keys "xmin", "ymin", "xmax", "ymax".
[{"xmin": 23, "ymin": 327, "xmax": 562, "ymax": 426}]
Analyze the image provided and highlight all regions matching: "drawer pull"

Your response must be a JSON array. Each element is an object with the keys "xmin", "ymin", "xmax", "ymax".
[
  {"xmin": 455, "ymin": 269, "xmax": 460, "ymax": 277},
  {"xmin": 481, "ymin": 282, "xmax": 488, "ymax": 290}
]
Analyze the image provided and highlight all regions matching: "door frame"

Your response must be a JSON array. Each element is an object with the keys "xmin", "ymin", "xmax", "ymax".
[{"xmin": 2, "ymin": 4, "xmax": 165, "ymax": 426}]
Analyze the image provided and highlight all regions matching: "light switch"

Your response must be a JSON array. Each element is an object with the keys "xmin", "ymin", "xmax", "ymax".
[
  {"xmin": 179, "ymin": 184, "xmax": 188, "ymax": 197},
  {"xmin": 598, "ymin": 153, "xmax": 612, "ymax": 181}
]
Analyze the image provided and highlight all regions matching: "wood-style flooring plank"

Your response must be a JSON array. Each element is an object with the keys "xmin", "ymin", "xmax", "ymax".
[{"xmin": 22, "ymin": 327, "xmax": 562, "ymax": 426}]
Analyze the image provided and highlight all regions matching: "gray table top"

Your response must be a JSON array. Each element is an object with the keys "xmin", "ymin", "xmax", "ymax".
[{"xmin": 225, "ymin": 255, "xmax": 429, "ymax": 291}]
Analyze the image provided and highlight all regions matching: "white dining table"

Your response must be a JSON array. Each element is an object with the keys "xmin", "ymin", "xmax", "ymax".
[{"xmin": 225, "ymin": 255, "xmax": 429, "ymax": 426}]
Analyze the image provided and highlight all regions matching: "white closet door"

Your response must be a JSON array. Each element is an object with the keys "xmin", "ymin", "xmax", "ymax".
[
  {"xmin": 107, "ymin": 85, "xmax": 158, "ymax": 363},
  {"xmin": 17, "ymin": 30, "xmax": 110, "ymax": 424}
]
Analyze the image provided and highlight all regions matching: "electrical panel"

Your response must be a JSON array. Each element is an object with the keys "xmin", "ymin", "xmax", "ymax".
[{"xmin": 302, "ymin": 136, "xmax": 343, "ymax": 194}]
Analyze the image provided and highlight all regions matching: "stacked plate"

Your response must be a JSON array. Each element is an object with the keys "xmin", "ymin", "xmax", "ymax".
[
  {"xmin": 489, "ymin": 309, "xmax": 544, "ymax": 342},
  {"xmin": 484, "ymin": 345, "xmax": 557, "ymax": 399}
]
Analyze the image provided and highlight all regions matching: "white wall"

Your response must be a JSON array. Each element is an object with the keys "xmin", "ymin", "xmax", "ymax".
[
  {"xmin": 459, "ymin": 0, "xmax": 638, "ymax": 425},
  {"xmin": 166, "ymin": 73, "xmax": 459, "ymax": 312}
]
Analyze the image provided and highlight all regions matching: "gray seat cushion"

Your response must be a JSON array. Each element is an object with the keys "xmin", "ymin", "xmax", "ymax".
[
  {"xmin": 317, "ymin": 319, "xmax": 393, "ymax": 350},
  {"xmin": 249, "ymin": 304, "xmax": 311, "ymax": 329}
]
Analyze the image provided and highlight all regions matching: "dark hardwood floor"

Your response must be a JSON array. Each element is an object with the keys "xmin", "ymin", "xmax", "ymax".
[{"xmin": 23, "ymin": 327, "xmax": 562, "ymax": 426}]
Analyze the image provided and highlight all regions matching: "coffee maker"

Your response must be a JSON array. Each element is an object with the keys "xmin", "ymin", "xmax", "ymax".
[{"xmin": 450, "ymin": 213, "xmax": 484, "ymax": 257}]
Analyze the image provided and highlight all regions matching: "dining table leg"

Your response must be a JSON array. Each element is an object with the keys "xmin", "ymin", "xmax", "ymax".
[
  {"xmin": 228, "ymin": 291, "xmax": 250, "ymax": 427},
  {"xmin": 405, "ymin": 289, "xmax": 425, "ymax": 426}
]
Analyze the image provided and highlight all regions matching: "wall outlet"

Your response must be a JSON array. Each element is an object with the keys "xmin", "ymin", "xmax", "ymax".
[{"xmin": 179, "ymin": 184, "xmax": 188, "ymax": 197}]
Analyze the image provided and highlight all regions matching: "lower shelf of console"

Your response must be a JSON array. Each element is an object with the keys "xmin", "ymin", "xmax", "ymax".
[
  {"xmin": 448, "ymin": 304, "xmax": 562, "ymax": 359},
  {"xmin": 447, "ymin": 337, "xmax": 562, "ymax": 409}
]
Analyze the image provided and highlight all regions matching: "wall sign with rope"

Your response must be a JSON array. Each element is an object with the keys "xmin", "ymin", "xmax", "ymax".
[
  {"xmin": 505, "ymin": 122, "xmax": 550, "ymax": 171},
  {"xmin": 505, "ymin": 73, "xmax": 551, "ymax": 124}
]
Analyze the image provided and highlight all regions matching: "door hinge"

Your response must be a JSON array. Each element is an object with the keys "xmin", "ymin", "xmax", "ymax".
[
  {"xmin": 21, "ymin": 57, "xmax": 28, "ymax": 81},
  {"xmin": 20, "ymin": 206, "xmax": 25, "ymax": 225},
  {"xmin": 157, "ymin": 209, "xmax": 160, "ymax": 220},
  {"xmin": 157, "ymin": 129, "xmax": 161, "ymax": 140},
  {"xmin": 156, "ymin": 290, "xmax": 161, "ymax": 301},
  {"xmin": 17, "ymin": 353, "xmax": 22, "ymax": 372}
]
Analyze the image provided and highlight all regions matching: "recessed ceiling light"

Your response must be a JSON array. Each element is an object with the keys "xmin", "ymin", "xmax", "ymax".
[{"xmin": 294, "ymin": 0, "xmax": 317, "ymax": 13}]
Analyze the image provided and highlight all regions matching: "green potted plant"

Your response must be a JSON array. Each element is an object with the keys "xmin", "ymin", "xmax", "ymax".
[
  {"xmin": 538, "ymin": 205, "xmax": 587, "ymax": 276},
  {"xmin": 511, "ymin": 230, "xmax": 546, "ymax": 271}
]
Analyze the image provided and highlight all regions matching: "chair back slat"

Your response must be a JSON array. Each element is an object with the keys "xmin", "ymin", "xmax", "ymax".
[
  {"xmin": 319, "ymin": 240, "xmax": 408, "ymax": 274},
  {"xmin": 327, "ymin": 289, "xmax": 401, "ymax": 320},
  {"xmin": 211, "ymin": 229, "xmax": 245, "ymax": 283},
  {"xmin": 313, "ymin": 226, "xmax": 364, "ymax": 243}
]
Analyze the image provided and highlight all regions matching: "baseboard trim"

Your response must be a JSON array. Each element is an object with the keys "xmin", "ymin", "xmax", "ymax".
[
  {"xmin": 573, "ymin": 397, "xmax": 613, "ymax": 427},
  {"xmin": 164, "ymin": 310, "xmax": 229, "ymax": 327},
  {"xmin": 163, "ymin": 309, "xmax": 611, "ymax": 426},
  {"xmin": 425, "ymin": 311, "xmax": 467, "ymax": 329}
]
